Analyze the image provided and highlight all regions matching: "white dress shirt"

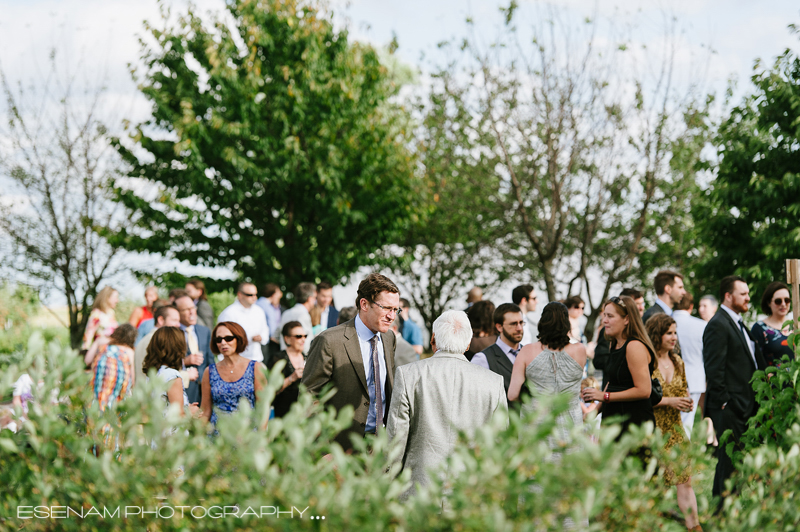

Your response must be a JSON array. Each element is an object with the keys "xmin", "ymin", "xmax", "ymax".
[
  {"xmin": 279, "ymin": 303, "xmax": 314, "ymax": 353},
  {"xmin": 520, "ymin": 313, "xmax": 537, "ymax": 347},
  {"xmin": 672, "ymin": 310, "xmax": 706, "ymax": 393},
  {"xmin": 355, "ymin": 314, "xmax": 387, "ymax": 433},
  {"xmin": 217, "ymin": 299, "xmax": 270, "ymax": 362},
  {"xmin": 471, "ymin": 336, "xmax": 519, "ymax": 370},
  {"xmin": 320, "ymin": 306, "xmax": 330, "ymax": 331},
  {"xmin": 720, "ymin": 304, "xmax": 757, "ymax": 365}
]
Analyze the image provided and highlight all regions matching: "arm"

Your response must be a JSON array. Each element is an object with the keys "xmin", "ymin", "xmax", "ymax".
[
  {"xmin": 385, "ymin": 368, "xmax": 410, "ymax": 474},
  {"xmin": 703, "ymin": 319, "xmax": 729, "ymax": 409},
  {"xmin": 254, "ymin": 362, "xmax": 269, "ymax": 429},
  {"xmin": 128, "ymin": 307, "xmax": 143, "ymax": 327},
  {"xmin": 200, "ymin": 368, "xmax": 212, "ymax": 423},
  {"xmin": 584, "ymin": 340, "xmax": 651, "ymax": 402},
  {"xmin": 166, "ymin": 378, "xmax": 185, "ymax": 416},
  {"xmin": 301, "ymin": 335, "xmax": 332, "ymax": 396},
  {"xmin": 82, "ymin": 311, "xmax": 101, "ymax": 351},
  {"xmin": 507, "ymin": 350, "xmax": 529, "ymax": 402},
  {"xmin": 84, "ymin": 338, "xmax": 108, "ymax": 367}
]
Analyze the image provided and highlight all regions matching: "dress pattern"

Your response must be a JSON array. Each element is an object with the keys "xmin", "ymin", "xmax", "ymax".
[
  {"xmin": 653, "ymin": 354, "xmax": 691, "ymax": 486},
  {"xmin": 521, "ymin": 347, "xmax": 584, "ymax": 455},
  {"xmin": 91, "ymin": 344, "xmax": 134, "ymax": 411},
  {"xmin": 209, "ymin": 360, "xmax": 257, "ymax": 425},
  {"xmin": 82, "ymin": 309, "xmax": 118, "ymax": 351},
  {"xmin": 751, "ymin": 321, "xmax": 794, "ymax": 367}
]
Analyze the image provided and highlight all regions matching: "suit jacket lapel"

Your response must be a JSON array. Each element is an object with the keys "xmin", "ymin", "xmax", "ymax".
[
  {"xmin": 343, "ymin": 320, "xmax": 369, "ymax": 394},
  {"xmin": 381, "ymin": 331, "xmax": 395, "ymax": 392},
  {"xmin": 720, "ymin": 311, "xmax": 755, "ymax": 369}
]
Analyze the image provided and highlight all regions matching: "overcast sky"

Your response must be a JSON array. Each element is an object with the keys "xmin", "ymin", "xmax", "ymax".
[{"xmin": 1, "ymin": 0, "xmax": 799, "ymax": 307}]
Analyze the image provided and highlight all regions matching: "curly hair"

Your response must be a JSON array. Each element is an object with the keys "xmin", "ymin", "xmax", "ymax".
[
  {"xmin": 537, "ymin": 302, "xmax": 571, "ymax": 351},
  {"xmin": 109, "ymin": 323, "xmax": 136, "ymax": 349},
  {"xmin": 142, "ymin": 327, "xmax": 186, "ymax": 376},
  {"xmin": 645, "ymin": 314, "xmax": 677, "ymax": 355}
]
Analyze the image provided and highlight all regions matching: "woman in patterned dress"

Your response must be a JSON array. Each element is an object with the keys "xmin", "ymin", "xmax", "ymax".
[
  {"xmin": 82, "ymin": 286, "xmax": 120, "ymax": 355},
  {"xmin": 752, "ymin": 282, "xmax": 794, "ymax": 367},
  {"xmin": 90, "ymin": 324, "xmax": 137, "ymax": 411},
  {"xmin": 646, "ymin": 314, "xmax": 701, "ymax": 532},
  {"xmin": 200, "ymin": 321, "xmax": 268, "ymax": 430}
]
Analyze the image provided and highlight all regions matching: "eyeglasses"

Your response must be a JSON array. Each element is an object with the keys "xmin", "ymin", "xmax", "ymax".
[
  {"xmin": 773, "ymin": 298, "xmax": 791, "ymax": 305},
  {"xmin": 372, "ymin": 301, "xmax": 403, "ymax": 315},
  {"xmin": 239, "ymin": 292, "xmax": 257, "ymax": 297},
  {"xmin": 214, "ymin": 335, "xmax": 236, "ymax": 344},
  {"xmin": 288, "ymin": 334, "xmax": 308, "ymax": 339}
]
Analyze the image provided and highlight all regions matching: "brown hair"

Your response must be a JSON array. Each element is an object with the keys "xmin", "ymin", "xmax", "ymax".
[
  {"xmin": 674, "ymin": 292, "xmax": 694, "ymax": 311},
  {"xmin": 92, "ymin": 286, "xmax": 118, "ymax": 313},
  {"xmin": 645, "ymin": 314, "xmax": 677, "ymax": 354},
  {"xmin": 537, "ymin": 302, "xmax": 571, "ymax": 350},
  {"xmin": 719, "ymin": 275, "xmax": 746, "ymax": 303},
  {"xmin": 262, "ymin": 283, "xmax": 281, "ymax": 298},
  {"xmin": 168, "ymin": 288, "xmax": 189, "ymax": 301},
  {"xmin": 564, "ymin": 295, "xmax": 584, "ymax": 310},
  {"xmin": 210, "ymin": 321, "xmax": 248, "ymax": 355},
  {"xmin": 355, "ymin": 273, "xmax": 399, "ymax": 308},
  {"xmin": 187, "ymin": 279, "xmax": 208, "ymax": 301},
  {"xmin": 653, "ymin": 270, "xmax": 683, "ymax": 296},
  {"xmin": 309, "ymin": 305, "xmax": 322, "ymax": 327},
  {"xmin": 153, "ymin": 304, "xmax": 178, "ymax": 325},
  {"xmin": 468, "ymin": 300, "xmax": 496, "ymax": 336},
  {"xmin": 142, "ymin": 327, "xmax": 186, "ymax": 375},
  {"xmin": 603, "ymin": 295, "xmax": 657, "ymax": 355},
  {"xmin": 761, "ymin": 281, "xmax": 790, "ymax": 315},
  {"xmin": 109, "ymin": 324, "xmax": 136, "ymax": 349}
]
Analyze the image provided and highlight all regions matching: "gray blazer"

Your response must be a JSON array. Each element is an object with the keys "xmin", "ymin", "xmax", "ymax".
[
  {"xmin": 302, "ymin": 318, "xmax": 396, "ymax": 451},
  {"xmin": 386, "ymin": 350, "xmax": 508, "ymax": 499}
]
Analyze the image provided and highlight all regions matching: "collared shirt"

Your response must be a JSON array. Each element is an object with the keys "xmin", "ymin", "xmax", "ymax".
[
  {"xmin": 279, "ymin": 304, "xmax": 314, "ymax": 353},
  {"xmin": 401, "ymin": 318, "xmax": 423, "ymax": 346},
  {"xmin": 720, "ymin": 304, "xmax": 756, "ymax": 365},
  {"xmin": 355, "ymin": 313, "xmax": 387, "ymax": 434},
  {"xmin": 672, "ymin": 310, "xmax": 707, "ymax": 393},
  {"xmin": 255, "ymin": 298, "xmax": 282, "ymax": 341},
  {"xmin": 320, "ymin": 306, "xmax": 330, "ymax": 332},
  {"xmin": 471, "ymin": 336, "xmax": 519, "ymax": 370},
  {"xmin": 655, "ymin": 298, "xmax": 673, "ymax": 316},
  {"xmin": 136, "ymin": 318, "xmax": 155, "ymax": 344},
  {"xmin": 520, "ymin": 313, "xmax": 537, "ymax": 347},
  {"xmin": 217, "ymin": 299, "xmax": 270, "ymax": 362}
]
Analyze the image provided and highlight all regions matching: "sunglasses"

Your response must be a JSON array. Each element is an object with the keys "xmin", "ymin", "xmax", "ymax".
[
  {"xmin": 773, "ymin": 298, "xmax": 791, "ymax": 305},
  {"xmin": 214, "ymin": 335, "xmax": 236, "ymax": 344},
  {"xmin": 288, "ymin": 334, "xmax": 308, "ymax": 339},
  {"xmin": 239, "ymin": 292, "xmax": 257, "ymax": 297}
]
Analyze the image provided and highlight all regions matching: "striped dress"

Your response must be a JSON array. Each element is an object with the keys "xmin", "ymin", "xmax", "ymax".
[{"xmin": 91, "ymin": 344, "xmax": 134, "ymax": 411}]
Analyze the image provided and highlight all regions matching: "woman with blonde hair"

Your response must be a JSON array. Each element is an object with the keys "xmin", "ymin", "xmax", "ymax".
[
  {"xmin": 646, "ymin": 314, "xmax": 701, "ymax": 531},
  {"xmin": 82, "ymin": 286, "xmax": 119, "ymax": 354}
]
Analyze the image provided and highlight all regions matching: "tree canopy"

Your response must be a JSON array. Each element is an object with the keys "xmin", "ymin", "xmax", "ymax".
[{"xmin": 112, "ymin": 0, "xmax": 423, "ymax": 289}]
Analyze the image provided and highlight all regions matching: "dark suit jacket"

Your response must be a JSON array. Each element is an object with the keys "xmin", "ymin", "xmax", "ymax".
[
  {"xmin": 302, "ymin": 318, "xmax": 396, "ymax": 450},
  {"xmin": 326, "ymin": 306, "xmax": 340, "ymax": 329},
  {"xmin": 703, "ymin": 309, "xmax": 766, "ymax": 417},
  {"xmin": 642, "ymin": 303, "xmax": 665, "ymax": 324},
  {"xmin": 480, "ymin": 343, "xmax": 514, "ymax": 393},
  {"xmin": 185, "ymin": 324, "xmax": 214, "ymax": 405}
]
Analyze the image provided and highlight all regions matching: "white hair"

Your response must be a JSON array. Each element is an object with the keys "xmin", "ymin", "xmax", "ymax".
[{"xmin": 432, "ymin": 310, "xmax": 472, "ymax": 354}]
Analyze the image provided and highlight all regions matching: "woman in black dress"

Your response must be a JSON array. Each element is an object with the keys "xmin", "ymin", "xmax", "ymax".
[
  {"xmin": 267, "ymin": 321, "xmax": 307, "ymax": 418},
  {"xmin": 582, "ymin": 295, "xmax": 656, "ymax": 436}
]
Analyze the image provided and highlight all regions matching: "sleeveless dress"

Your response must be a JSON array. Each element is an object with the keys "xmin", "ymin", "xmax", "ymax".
[
  {"xmin": 602, "ymin": 339, "xmax": 656, "ymax": 436},
  {"xmin": 521, "ymin": 346, "xmax": 584, "ymax": 455},
  {"xmin": 209, "ymin": 360, "xmax": 257, "ymax": 426},
  {"xmin": 653, "ymin": 355, "xmax": 691, "ymax": 485}
]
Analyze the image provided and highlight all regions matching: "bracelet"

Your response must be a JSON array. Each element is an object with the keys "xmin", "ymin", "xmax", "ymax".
[{"xmin": 604, "ymin": 392, "xmax": 610, "ymax": 403}]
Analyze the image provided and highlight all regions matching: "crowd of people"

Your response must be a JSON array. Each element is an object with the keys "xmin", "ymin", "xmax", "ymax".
[{"xmin": 5, "ymin": 269, "xmax": 796, "ymax": 528}]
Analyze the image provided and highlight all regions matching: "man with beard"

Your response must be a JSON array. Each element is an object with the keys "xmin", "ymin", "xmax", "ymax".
[
  {"xmin": 471, "ymin": 303, "xmax": 525, "ymax": 396},
  {"xmin": 703, "ymin": 275, "xmax": 766, "ymax": 504}
]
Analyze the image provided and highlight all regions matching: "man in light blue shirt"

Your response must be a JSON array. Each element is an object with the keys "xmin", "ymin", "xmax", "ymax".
[
  {"xmin": 355, "ymin": 313, "xmax": 387, "ymax": 434},
  {"xmin": 399, "ymin": 298, "xmax": 424, "ymax": 355}
]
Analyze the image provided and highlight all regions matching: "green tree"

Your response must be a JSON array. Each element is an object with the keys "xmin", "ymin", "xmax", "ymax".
[
  {"xmin": 694, "ymin": 31, "xmax": 800, "ymax": 296},
  {"xmin": 112, "ymin": 0, "xmax": 422, "ymax": 289}
]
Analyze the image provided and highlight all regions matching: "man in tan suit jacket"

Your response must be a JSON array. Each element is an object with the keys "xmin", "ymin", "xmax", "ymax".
[
  {"xmin": 387, "ymin": 310, "xmax": 508, "ymax": 500},
  {"xmin": 303, "ymin": 273, "xmax": 400, "ymax": 451}
]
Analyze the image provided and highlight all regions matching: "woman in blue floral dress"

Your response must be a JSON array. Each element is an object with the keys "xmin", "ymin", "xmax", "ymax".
[
  {"xmin": 752, "ymin": 282, "xmax": 795, "ymax": 368},
  {"xmin": 200, "ymin": 321, "xmax": 268, "ymax": 430}
]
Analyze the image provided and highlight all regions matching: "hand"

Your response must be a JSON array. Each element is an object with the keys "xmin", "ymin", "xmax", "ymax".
[
  {"xmin": 582, "ymin": 387, "xmax": 604, "ymax": 403},
  {"xmin": 189, "ymin": 402, "xmax": 202, "ymax": 418},
  {"xmin": 184, "ymin": 353, "xmax": 203, "ymax": 366},
  {"xmin": 185, "ymin": 367, "xmax": 199, "ymax": 382},
  {"xmin": 253, "ymin": 335, "xmax": 263, "ymax": 343},
  {"xmin": 671, "ymin": 396, "xmax": 693, "ymax": 412},
  {"xmin": 292, "ymin": 367, "xmax": 304, "ymax": 382}
]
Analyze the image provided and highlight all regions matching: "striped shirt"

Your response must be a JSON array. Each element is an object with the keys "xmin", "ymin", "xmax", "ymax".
[{"xmin": 91, "ymin": 344, "xmax": 134, "ymax": 411}]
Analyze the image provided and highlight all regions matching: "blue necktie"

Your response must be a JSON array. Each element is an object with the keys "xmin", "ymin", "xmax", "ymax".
[{"xmin": 369, "ymin": 335, "xmax": 384, "ymax": 426}]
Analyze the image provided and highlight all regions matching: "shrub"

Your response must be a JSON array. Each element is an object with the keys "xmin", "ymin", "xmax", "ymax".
[{"xmin": 207, "ymin": 290, "xmax": 236, "ymax": 321}]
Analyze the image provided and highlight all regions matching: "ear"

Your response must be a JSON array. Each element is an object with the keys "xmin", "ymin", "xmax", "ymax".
[{"xmin": 495, "ymin": 322, "xmax": 502, "ymax": 335}]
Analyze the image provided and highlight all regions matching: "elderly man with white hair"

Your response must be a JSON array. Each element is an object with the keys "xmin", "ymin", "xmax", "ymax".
[{"xmin": 386, "ymin": 310, "xmax": 508, "ymax": 499}]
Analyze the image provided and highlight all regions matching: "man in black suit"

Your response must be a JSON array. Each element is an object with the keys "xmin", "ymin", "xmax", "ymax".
[
  {"xmin": 642, "ymin": 270, "xmax": 687, "ymax": 324},
  {"xmin": 703, "ymin": 276, "xmax": 766, "ymax": 503},
  {"xmin": 175, "ymin": 295, "xmax": 215, "ymax": 405},
  {"xmin": 471, "ymin": 303, "xmax": 524, "ymax": 395}
]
